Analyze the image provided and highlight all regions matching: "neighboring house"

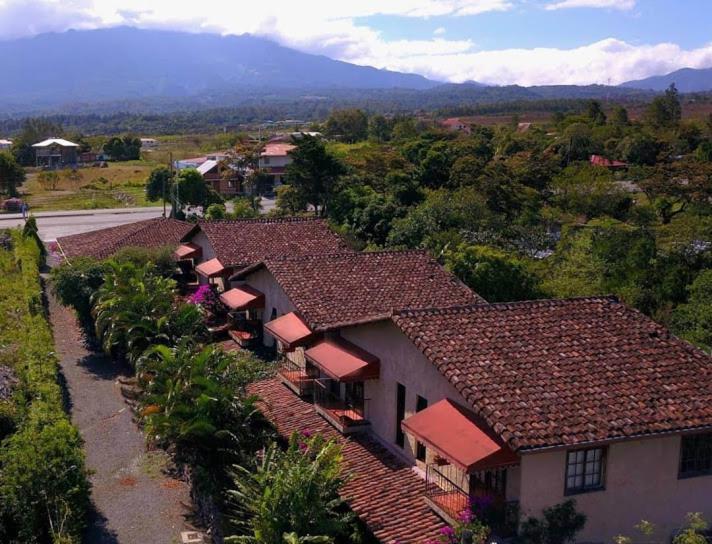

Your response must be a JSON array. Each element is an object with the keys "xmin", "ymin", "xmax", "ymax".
[
  {"xmin": 590, "ymin": 154, "xmax": 628, "ymax": 169},
  {"xmin": 32, "ymin": 138, "xmax": 80, "ymax": 168},
  {"xmin": 517, "ymin": 122, "xmax": 532, "ymax": 133},
  {"xmin": 441, "ymin": 117, "xmax": 471, "ymax": 134},
  {"xmin": 140, "ymin": 137, "xmax": 158, "ymax": 148},
  {"xmin": 174, "ymin": 152, "xmax": 229, "ymax": 171},
  {"xmin": 175, "ymin": 218, "xmax": 351, "ymax": 292},
  {"xmin": 56, "ymin": 217, "xmax": 192, "ymax": 261},
  {"xmin": 0, "ymin": 139, "xmax": 12, "ymax": 150},
  {"xmin": 197, "ymin": 159, "xmax": 242, "ymax": 196},
  {"xmin": 258, "ymin": 142, "xmax": 295, "ymax": 189}
]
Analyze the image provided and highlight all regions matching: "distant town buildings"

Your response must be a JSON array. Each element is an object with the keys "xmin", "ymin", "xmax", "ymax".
[
  {"xmin": 0, "ymin": 139, "xmax": 12, "ymax": 150},
  {"xmin": 441, "ymin": 117, "xmax": 471, "ymax": 134},
  {"xmin": 590, "ymin": 154, "xmax": 628, "ymax": 169},
  {"xmin": 32, "ymin": 138, "xmax": 79, "ymax": 168}
]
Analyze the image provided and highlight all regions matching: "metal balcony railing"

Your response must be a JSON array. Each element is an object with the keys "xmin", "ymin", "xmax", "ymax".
[
  {"xmin": 313, "ymin": 379, "xmax": 370, "ymax": 431},
  {"xmin": 277, "ymin": 357, "xmax": 315, "ymax": 397}
]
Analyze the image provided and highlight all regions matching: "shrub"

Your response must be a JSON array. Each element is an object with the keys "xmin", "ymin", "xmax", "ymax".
[
  {"xmin": 519, "ymin": 500, "xmax": 586, "ymax": 544},
  {"xmin": 51, "ymin": 257, "xmax": 106, "ymax": 326}
]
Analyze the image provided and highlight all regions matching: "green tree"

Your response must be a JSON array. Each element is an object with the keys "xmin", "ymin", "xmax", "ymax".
[
  {"xmin": 0, "ymin": 151, "xmax": 25, "ymax": 196},
  {"xmin": 541, "ymin": 230, "xmax": 606, "ymax": 298},
  {"xmin": 226, "ymin": 433, "xmax": 353, "ymax": 544},
  {"xmin": 368, "ymin": 114, "xmax": 391, "ymax": 142},
  {"xmin": 444, "ymin": 244, "xmax": 540, "ymax": 302},
  {"xmin": 274, "ymin": 184, "xmax": 308, "ymax": 215},
  {"xmin": 520, "ymin": 500, "xmax": 586, "ymax": 544},
  {"xmin": 610, "ymin": 106, "xmax": 629, "ymax": 127},
  {"xmin": 586, "ymin": 100, "xmax": 607, "ymax": 125},
  {"xmin": 671, "ymin": 270, "xmax": 712, "ymax": 352},
  {"xmin": 617, "ymin": 134, "xmax": 659, "ymax": 166},
  {"xmin": 37, "ymin": 170, "xmax": 60, "ymax": 191},
  {"xmin": 645, "ymin": 83, "xmax": 682, "ymax": 128},
  {"xmin": 285, "ymin": 136, "xmax": 346, "ymax": 216},
  {"xmin": 145, "ymin": 166, "xmax": 173, "ymax": 202},
  {"xmin": 695, "ymin": 140, "xmax": 712, "ymax": 162},
  {"xmin": 325, "ymin": 109, "xmax": 368, "ymax": 143},
  {"xmin": 173, "ymin": 168, "xmax": 223, "ymax": 209}
]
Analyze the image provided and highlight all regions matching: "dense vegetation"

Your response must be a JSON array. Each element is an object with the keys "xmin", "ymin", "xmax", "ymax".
[
  {"xmin": 269, "ymin": 87, "xmax": 712, "ymax": 351},
  {"xmin": 0, "ymin": 230, "xmax": 90, "ymax": 544}
]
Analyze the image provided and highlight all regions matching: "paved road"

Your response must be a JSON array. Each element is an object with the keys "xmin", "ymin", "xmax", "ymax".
[
  {"xmin": 0, "ymin": 198, "xmax": 276, "ymax": 241},
  {"xmin": 0, "ymin": 207, "xmax": 164, "ymax": 241}
]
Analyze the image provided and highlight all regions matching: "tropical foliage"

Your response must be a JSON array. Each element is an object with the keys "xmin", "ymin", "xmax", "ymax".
[
  {"xmin": 226, "ymin": 433, "xmax": 354, "ymax": 544},
  {"xmin": 91, "ymin": 261, "xmax": 205, "ymax": 362}
]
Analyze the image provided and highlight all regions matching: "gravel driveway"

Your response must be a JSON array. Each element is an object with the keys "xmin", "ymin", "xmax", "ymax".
[{"xmin": 48, "ymin": 291, "xmax": 195, "ymax": 544}]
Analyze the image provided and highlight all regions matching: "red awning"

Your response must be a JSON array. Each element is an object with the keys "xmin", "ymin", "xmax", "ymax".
[
  {"xmin": 402, "ymin": 399, "xmax": 518, "ymax": 473},
  {"xmin": 305, "ymin": 338, "xmax": 379, "ymax": 382},
  {"xmin": 264, "ymin": 312, "xmax": 314, "ymax": 349},
  {"xmin": 219, "ymin": 285, "xmax": 265, "ymax": 310},
  {"xmin": 196, "ymin": 258, "xmax": 225, "ymax": 278},
  {"xmin": 173, "ymin": 243, "xmax": 202, "ymax": 260}
]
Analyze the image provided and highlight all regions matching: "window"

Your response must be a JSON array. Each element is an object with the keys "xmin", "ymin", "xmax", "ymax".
[
  {"xmin": 679, "ymin": 432, "xmax": 712, "ymax": 478},
  {"xmin": 395, "ymin": 383, "xmax": 406, "ymax": 447},
  {"xmin": 416, "ymin": 395, "xmax": 428, "ymax": 461},
  {"xmin": 565, "ymin": 447, "xmax": 605, "ymax": 494}
]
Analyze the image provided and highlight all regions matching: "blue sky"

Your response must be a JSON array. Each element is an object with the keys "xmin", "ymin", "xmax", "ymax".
[
  {"xmin": 363, "ymin": 1, "xmax": 710, "ymax": 51},
  {"xmin": 0, "ymin": 0, "xmax": 710, "ymax": 85}
]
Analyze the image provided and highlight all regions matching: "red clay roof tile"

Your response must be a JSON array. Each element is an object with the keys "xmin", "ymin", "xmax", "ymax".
[
  {"xmin": 248, "ymin": 377, "xmax": 446, "ymax": 543},
  {"xmin": 186, "ymin": 217, "xmax": 351, "ymax": 269},
  {"xmin": 393, "ymin": 296, "xmax": 712, "ymax": 451},
  {"xmin": 57, "ymin": 217, "xmax": 192, "ymax": 261},
  {"xmin": 239, "ymin": 250, "xmax": 483, "ymax": 331}
]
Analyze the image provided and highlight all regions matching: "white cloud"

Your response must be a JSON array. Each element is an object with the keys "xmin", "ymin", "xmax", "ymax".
[
  {"xmin": 434, "ymin": 27, "xmax": 447, "ymax": 35},
  {"xmin": 545, "ymin": 0, "xmax": 635, "ymax": 11},
  {"xmin": 0, "ymin": 0, "xmax": 710, "ymax": 86}
]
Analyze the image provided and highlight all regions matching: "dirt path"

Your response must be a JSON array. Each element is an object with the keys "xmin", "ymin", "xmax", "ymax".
[{"xmin": 48, "ymin": 291, "xmax": 194, "ymax": 544}]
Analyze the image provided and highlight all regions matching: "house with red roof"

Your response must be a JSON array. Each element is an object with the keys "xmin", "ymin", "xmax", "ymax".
[
  {"xmin": 590, "ymin": 154, "xmax": 628, "ymax": 169},
  {"xmin": 238, "ymin": 276, "xmax": 711, "ymax": 542},
  {"xmin": 440, "ymin": 117, "xmax": 471, "ymax": 134},
  {"xmin": 56, "ymin": 217, "xmax": 192, "ymax": 261},
  {"xmin": 258, "ymin": 142, "xmax": 296, "ymax": 189},
  {"xmin": 174, "ymin": 217, "xmax": 351, "ymax": 292}
]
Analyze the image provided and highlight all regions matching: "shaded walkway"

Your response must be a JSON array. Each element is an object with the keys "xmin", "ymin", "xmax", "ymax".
[{"xmin": 48, "ymin": 292, "xmax": 193, "ymax": 544}]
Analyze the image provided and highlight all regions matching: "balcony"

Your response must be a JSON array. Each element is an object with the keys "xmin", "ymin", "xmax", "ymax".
[
  {"xmin": 313, "ymin": 378, "xmax": 370, "ymax": 434},
  {"xmin": 425, "ymin": 464, "xmax": 519, "ymax": 535},
  {"xmin": 277, "ymin": 357, "xmax": 315, "ymax": 397}
]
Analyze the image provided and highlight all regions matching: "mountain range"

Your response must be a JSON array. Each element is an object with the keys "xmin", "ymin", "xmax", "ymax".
[
  {"xmin": 0, "ymin": 27, "xmax": 710, "ymax": 115},
  {"xmin": 621, "ymin": 67, "xmax": 712, "ymax": 93}
]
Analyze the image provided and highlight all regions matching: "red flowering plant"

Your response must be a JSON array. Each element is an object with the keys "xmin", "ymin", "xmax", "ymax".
[
  {"xmin": 188, "ymin": 284, "xmax": 223, "ymax": 316},
  {"xmin": 427, "ymin": 499, "xmax": 490, "ymax": 544}
]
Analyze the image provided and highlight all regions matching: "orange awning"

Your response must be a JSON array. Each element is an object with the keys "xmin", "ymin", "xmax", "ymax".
[
  {"xmin": 219, "ymin": 285, "xmax": 264, "ymax": 310},
  {"xmin": 264, "ymin": 312, "xmax": 314, "ymax": 349},
  {"xmin": 173, "ymin": 243, "xmax": 202, "ymax": 260},
  {"xmin": 305, "ymin": 338, "xmax": 379, "ymax": 382},
  {"xmin": 402, "ymin": 399, "xmax": 518, "ymax": 473},
  {"xmin": 196, "ymin": 258, "xmax": 225, "ymax": 278}
]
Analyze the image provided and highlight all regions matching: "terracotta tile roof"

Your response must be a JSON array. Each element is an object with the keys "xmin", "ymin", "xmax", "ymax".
[
  {"xmin": 57, "ymin": 217, "xmax": 192, "ymax": 261},
  {"xmin": 238, "ymin": 251, "xmax": 483, "ymax": 331},
  {"xmin": 248, "ymin": 378, "xmax": 446, "ymax": 543},
  {"xmin": 186, "ymin": 218, "xmax": 351, "ymax": 270},
  {"xmin": 393, "ymin": 296, "xmax": 712, "ymax": 451},
  {"xmin": 261, "ymin": 142, "xmax": 296, "ymax": 157}
]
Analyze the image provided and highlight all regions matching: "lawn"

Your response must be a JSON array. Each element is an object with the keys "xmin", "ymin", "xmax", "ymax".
[{"xmin": 19, "ymin": 160, "xmax": 163, "ymax": 211}]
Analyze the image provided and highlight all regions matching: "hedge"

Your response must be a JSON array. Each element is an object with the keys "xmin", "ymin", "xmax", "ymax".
[{"xmin": 0, "ymin": 231, "xmax": 90, "ymax": 544}]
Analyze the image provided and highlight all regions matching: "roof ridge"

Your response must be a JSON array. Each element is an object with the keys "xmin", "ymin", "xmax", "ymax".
[
  {"xmin": 394, "ymin": 295, "xmax": 619, "ymax": 318},
  {"xmin": 200, "ymin": 216, "xmax": 325, "ymax": 225},
  {"xmin": 264, "ymin": 248, "xmax": 428, "ymax": 264}
]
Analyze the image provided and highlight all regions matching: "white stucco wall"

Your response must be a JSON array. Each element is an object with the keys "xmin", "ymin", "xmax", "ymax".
[
  {"xmin": 519, "ymin": 435, "xmax": 712, "ymax": 543},
  {"xmin": 239, "ymin": 267, "xmax": 297, "ymax": 347},
  {"xmin": 189, "ymin": 230, "xmax": 216, "ymax": 262}
]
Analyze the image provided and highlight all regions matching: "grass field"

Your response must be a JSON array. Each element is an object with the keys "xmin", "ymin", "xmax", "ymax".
[{"xmin": 19, "ymin": 160, "xmax": 163, "ymax": 211}]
